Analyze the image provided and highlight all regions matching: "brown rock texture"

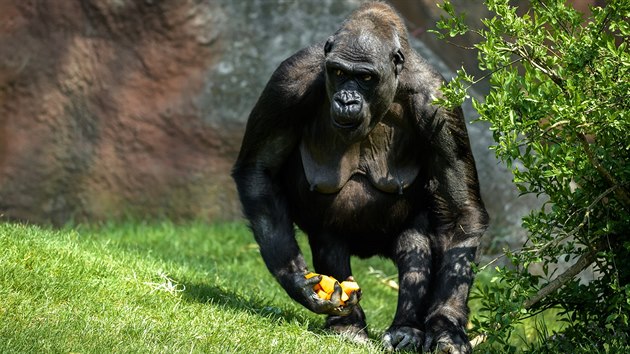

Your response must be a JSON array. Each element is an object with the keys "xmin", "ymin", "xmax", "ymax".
[
  {"xmin": 0, "ymin": 0, "xmax": 240, "ymax": 224},
  {"xmin": 1, "ymin": 0, "xmax": 601, "ymax": 228}
]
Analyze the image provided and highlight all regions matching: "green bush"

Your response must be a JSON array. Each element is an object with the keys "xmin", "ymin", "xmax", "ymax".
[{"xmin": 434, "ymin": 0, "xmax": 629, "ymax": 352}]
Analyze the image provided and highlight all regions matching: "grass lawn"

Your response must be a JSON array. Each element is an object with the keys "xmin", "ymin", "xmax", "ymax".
[{"xmin": 0, "ymin": 221, "xmax": 561, "ymax": 353}]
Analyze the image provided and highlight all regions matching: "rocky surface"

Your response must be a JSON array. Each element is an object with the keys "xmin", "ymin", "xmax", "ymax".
[
  {"xmin": 0, "ymin": 0, "xmax": 545, "ymax": 247},
  {"xmin": 0, "ymin": 0, "xmax": 236, "ymax": 224}
]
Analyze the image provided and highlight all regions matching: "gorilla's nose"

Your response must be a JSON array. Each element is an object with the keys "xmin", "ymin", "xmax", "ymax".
[
  {"xmin": 332, "ymin": 90, "xmax": 363, "ymax": 127},
  {"xmin": 334, "ymin": 90, "xmax": 362, "ymax": 108}
]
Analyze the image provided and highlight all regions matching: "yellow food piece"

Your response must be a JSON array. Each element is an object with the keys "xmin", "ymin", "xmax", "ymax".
[
  {"xmin": 340, "ymin": 281, "xmax": 360, "ymax": 295},
  {"xmin": 305, "ymin": 273, "xmax": 361, "ymax": 303},
  {"xmin": 305, "ymin": 272, "xmax": 319, "ymax": 279},
  {"xmin": 341, "ymin": 291, "xmax": 350, "ymax": 302},
  {"xmin": 340, "ymin": 281, "xmax": 360, "ymax": 304},
  {"xmin": 318, "ymin": 275, "xmax": 337, "ymax": 294},
  {"xmin": 317, "ymin": 289, "xmax": 330, "ymax": 300}
]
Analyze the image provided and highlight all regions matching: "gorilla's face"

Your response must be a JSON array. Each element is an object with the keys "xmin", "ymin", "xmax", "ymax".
[{"xmin": 324, "ymin": 29, "xmax": 404, "ymax": 143}]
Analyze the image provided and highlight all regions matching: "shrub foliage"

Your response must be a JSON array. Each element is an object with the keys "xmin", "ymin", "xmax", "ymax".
[{"xmin": 434, "ymin": 0, "xmax": 629, "ymax": 351}]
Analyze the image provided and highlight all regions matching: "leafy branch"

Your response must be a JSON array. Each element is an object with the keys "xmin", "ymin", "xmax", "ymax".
[{"xmin": 435, "ymin": 0, "xmax": 630, "ymax": 349}]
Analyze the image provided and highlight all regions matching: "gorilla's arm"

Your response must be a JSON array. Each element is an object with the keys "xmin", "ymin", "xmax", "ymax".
[
  {"xmin": 233, "ymin": 47, "xmax": 314, "ymax": 303},
  {"xmin": 232, "ymin": 46, "xmax": 353, "ymax": 315},
  {"xmin": 397, "ymin": 55, "xmax": 487, "ymax": 350},
  {"xmin": 418, "ymin": 101, "xmax": 489, "ymax": 351}
]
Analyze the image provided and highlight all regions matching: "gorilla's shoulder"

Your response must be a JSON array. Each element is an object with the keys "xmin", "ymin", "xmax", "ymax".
[
  {"xmin": 401, "ymin": 52, "xmax": 446, "ymax": 96},
  {"xmin": 268, "ymin": 44, "xmax": 326, "ymax": 101}
]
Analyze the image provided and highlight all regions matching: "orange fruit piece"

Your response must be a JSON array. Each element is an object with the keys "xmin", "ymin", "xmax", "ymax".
[
  {"xmin": 340, "ymin": 281, "xmax": 360, "ymax": 304},
  {"xmin": 318, "ymin": 275, "xmax": 337, "ymax": 294},
  {"xmin": 304, "ymin": 272, "xmax": 361, "ymax": 303},
  {"xmin": 340, "ymin": 281, "xmax": 360, "ymax": 295},
  {"xmin": 317, "ymin": 289, "xmax": 331, "ymax": 300},
  {"xmin": 341, "ymin": 291, "xmax": 350, "ymax": 302}
]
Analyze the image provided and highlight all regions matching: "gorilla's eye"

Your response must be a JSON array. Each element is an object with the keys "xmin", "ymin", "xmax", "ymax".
[
  {"xmin": 362, "ymin": 74, "xmax": 372, "ymax": 81},
  {"xmin": 335, "ymin": 69, "xmax": 344, "ymax": 77}
]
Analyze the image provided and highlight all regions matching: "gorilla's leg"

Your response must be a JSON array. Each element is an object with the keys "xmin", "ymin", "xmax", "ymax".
[
  {"xmin": 383, "ymin": 227, "xmax": 432, "ymax": 352},
  {"xmin": 309, "ymin": 233, "xmax": 368, "ymax": 343},
  {"xmin": 423, "ymin": 236, "xmax": 479, "ymax": 354}
]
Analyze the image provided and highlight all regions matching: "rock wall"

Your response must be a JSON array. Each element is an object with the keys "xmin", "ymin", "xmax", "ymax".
[
  {"xmin": 0, "ymin": 0, "xmax": 549, "ymax": 246},
  {"xmin": 0, "ymin": 0, "xmax": 368, "ymax": 225},
  {"xmin": 0, "ymin": 0, "xmax": 236, "ymax": 224}
]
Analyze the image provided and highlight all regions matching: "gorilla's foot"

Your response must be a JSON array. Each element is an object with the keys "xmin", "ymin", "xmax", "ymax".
[
  {"xmin": 325, "ymin": 314, "xmax": 369, "ymax": 344},
  {"xmin": 382, "ymin": 325, "xmax": 424, "ymax": 352},
  {"xmin": 423, "ymin": 316, "xmax": 472, "ymax": 354},
  {"xmin": 422, "ymin": 330, "xmax": 471, "ymax": 354}
]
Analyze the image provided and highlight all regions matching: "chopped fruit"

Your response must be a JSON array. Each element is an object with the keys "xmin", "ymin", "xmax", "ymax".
[
  {"xmin": 338, "ymin": 281, "xmax": 361, "ymax": 305},
  {"xmin": 305, "ymin": 272, "xmax": 361, "ymax": 304},
  {"xmin": 317, "ymin": 289, "xmax": 330, "ymax": 300},
  {"xmin": 305, "ymin": 272, "xmax": 319, "ymax": 279},
  {"xmin": 340, "ymin": 281, "xmax": 360, "ymax": 304},
  {"xmin": 341, "ymin": 291, "xmax": 350, "ymax": 302},
  {"xmin": 340, "ymin": 281, "xmax": 360, "ymax": 295},
  {"xmin": 318, "ymin": 275, "xmax": 337, "ymax": 293}
]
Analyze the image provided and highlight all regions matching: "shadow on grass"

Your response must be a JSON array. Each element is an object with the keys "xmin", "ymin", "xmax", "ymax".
[
  {"xmin": 180, "ymin": 279, "xmax": 387, "ymax": 345},
  {"xmin": 179, "ymin": 280, "xmax": 328, "ymax": 333}
]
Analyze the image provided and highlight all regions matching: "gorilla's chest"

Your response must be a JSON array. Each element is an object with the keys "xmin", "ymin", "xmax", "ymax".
[{"xmin": 299, "ymin": 120, "xmax": 420, "ymax": 195}]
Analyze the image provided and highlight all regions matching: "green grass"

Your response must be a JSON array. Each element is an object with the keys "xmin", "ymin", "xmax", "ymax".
[
  {"xmin": 0, "ymin": 221, "xmax": 399, "ymax": 353},
  {"xmin": 0, "ymin": 221, "xmax": 563, "ymax": 353}
]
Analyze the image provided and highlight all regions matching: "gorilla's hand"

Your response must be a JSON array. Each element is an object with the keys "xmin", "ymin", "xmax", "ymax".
[{"xmin": 283, "ymin": 272, "xmax": 360, "ymax": 316}]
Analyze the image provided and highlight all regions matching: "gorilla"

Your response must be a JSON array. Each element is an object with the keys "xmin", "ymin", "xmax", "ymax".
[{"xmin": 232, "ymin": 2, "xmax": 488, "ymax": 353}]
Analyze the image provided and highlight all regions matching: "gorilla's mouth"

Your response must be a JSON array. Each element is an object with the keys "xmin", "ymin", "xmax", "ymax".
[{"xmin": 332, "ymin": 117, "xmax": 361, "ymax": 130}]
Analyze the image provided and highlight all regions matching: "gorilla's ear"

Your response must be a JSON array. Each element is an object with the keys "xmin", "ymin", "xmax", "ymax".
[
  {"xmin": 393, "ymin": 49, "xmax": 405, "ymax": 76},
  {"xmin": 324, "ymin": 36, "xmax": 335, "ymax": 55}
]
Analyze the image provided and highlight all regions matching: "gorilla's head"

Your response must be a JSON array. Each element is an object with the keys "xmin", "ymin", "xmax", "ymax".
[{"xmin": 323, "ymin": 5, "xmax": 407, "ymax": 143}]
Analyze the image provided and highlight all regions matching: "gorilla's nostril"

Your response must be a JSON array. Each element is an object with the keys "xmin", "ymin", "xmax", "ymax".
[
  {"xmin": 335, "ymin": 91, "xmax": 362, "ymax": 106},
  {"xmin": 333, "ymin": 97, "xmax": 362, "ymax": 118},
  {"xmin": 336, "ymin": 98, "xmax": 359, "ymax": 106}
]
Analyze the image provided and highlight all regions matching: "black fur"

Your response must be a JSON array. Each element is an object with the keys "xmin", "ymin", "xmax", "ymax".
[{"xmin": 232, "ymin": 3, "xmax": 488, "ymax": 353}]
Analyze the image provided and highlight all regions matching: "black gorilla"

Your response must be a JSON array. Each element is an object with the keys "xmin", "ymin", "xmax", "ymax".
[{"xmin": 232, "ymin": 2, "xmax": 488, "ymax": 353}]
